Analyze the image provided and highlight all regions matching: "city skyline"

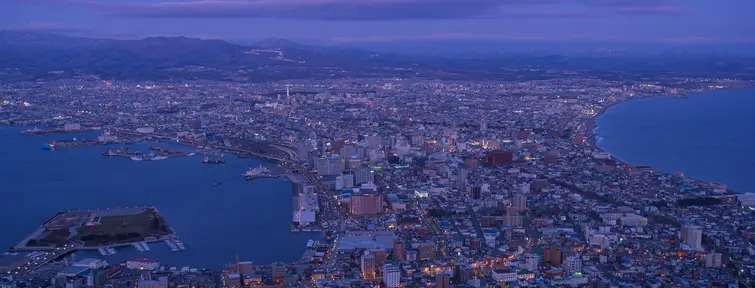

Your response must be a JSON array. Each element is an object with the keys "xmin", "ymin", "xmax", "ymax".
[{"xmin": 0, "ymin": 0, "xmax": 752, "ymax": 47}]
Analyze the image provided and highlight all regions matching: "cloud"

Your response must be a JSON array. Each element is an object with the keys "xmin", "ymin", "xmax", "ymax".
[
  {"xmin": 614, "ymin": 5, "xmax": 687, "ymax": 15},
  {"xmin": 330, "ymin": 33, "xmax": 553, "ymax": 43},
  {"xmin": 12, "ymin": 0, "xmax": 687, "ymax": 20},
  {"xmin": 329, "ymin": 33, "xmax": 755, "ymax": 44},
  {"xmin": 10, "ymin": 21, "xmax": 90, "ymax": 33}
]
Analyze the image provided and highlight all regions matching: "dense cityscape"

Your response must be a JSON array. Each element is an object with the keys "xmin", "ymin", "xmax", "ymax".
[{"xmin": 1, "ymin": 74, "xmax": 755, "ymax": 288}]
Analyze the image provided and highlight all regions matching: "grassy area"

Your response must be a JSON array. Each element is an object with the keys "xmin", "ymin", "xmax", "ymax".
[{"xmin": 74, "ymin": 210, "xmax": 171, "ymax": 246}]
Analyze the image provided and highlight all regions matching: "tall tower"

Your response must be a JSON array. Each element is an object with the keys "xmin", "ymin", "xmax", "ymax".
[
  {"xmin": 236, "ymin": 254, "xmax": 244, "ymax": 287},
  {"xmin": 480, "ymin": 111, "xmax": 487, "ymax": 132}
]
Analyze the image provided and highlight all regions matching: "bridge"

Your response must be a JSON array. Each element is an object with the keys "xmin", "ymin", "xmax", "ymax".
[{"xmin": 7, "ymin": 244, "xmax": 78, "ymax": 275}]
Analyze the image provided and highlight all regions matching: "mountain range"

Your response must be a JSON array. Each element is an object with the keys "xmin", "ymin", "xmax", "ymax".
[{"xmin": 1, "ymin": 30, "xmax": 754, "ymax": 81}]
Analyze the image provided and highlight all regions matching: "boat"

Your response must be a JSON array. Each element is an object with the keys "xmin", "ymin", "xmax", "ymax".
[
  {"xmin": 103, "ymin": 150, "xmax": 116, "ymax": 156},
  {"xmin": 214, "ymin": 181, "xmax": 223, "ymax": 186},
  {"xmin": 130, "ymin": 156, "xmax": 143, "ymax": 161},
  {"xmin": 98, "ymin": 248, "xmax": 108, "ymax": 256},
  {"xmin": 107, "ymin": 247, "xmax": 116, "ymax": 255},
  {"xmin": 165, "ymin": 240, "xmax": 179, "ymax": 252},
  {"xmin": 153, "ymin": 155, "xmax": 168, "ymax": 160},
  {"xmin": 175, "ymin": 240, "xmax": 185, "ymax": 250},
  {"xmin": 149, "ymin": 146, "xmax": 162, "ymax": 151},
  {"xmin": 202, "ymin": 154, "xmax": 225, "ymax": 164}
]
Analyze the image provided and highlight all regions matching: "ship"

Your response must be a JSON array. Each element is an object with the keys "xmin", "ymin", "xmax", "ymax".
[
  {"xmin": 41, "ymin": 141, "xmax": 57, "ymax": 150},
  {"xmin": 203, "ymin": 154, "xmax": 225, "ymax": 164},
  {"xmin": 243, "ymin": 165, "xmax": 274, "ymax": 180},
  {"xmin": 130, "ymin": 156, "xmax": 143, "ymax": 161}
]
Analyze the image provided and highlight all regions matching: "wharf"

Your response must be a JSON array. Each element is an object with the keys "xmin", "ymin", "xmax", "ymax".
[{"xmin": 22, "ymin": 127, "xmax": 100, "ymax": 136}]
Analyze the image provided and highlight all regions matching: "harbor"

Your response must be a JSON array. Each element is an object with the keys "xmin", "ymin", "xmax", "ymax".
[{"xmin": 3, "ymin": 126, "xmax": 320, "ymax": 268}]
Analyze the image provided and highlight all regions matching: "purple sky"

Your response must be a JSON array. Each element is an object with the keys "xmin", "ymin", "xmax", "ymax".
[{"xmin": 0, "ymin": 0, "xmax": 752, "ymax": 45}]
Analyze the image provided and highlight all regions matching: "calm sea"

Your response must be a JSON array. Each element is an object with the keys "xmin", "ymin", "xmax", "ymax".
[
  {"xmin": 595, "ymin": 89, "xmax": 755, "ymax": 193},
  {"xmin": 0, "ymin": 127, "xmax": 319, "ymax": 269}
]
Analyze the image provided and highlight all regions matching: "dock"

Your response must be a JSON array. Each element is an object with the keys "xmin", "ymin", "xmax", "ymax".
[{"xmin": 22, "ymin": 127, "xmax": 100, "ymax": 136}]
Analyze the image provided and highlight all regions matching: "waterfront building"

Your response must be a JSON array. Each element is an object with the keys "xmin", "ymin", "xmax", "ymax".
[
  {"xmin": 737, "ymin": 193, "xmax": 755, "ymax": 207},
  {"xmin": 125, "ymin": 258, "xmax": 159, "ymax": 271},
  {"xmin": 271, "ymin": 262, "xmax": 286, "ymax": 282}
]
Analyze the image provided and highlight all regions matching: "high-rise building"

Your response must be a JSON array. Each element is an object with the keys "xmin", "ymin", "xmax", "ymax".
[
  {"xmin": 455, "ymin": 264, "xmax": 474, "ymax": 284},
  {"xmin": 562, "ymin": 256, "xmax": 581, "ymax": 274},
  {"xmin": 392, "ymin": 241, "xmax": 405, "ymax": 261},
  {"xmin": 340, "ymin": 144, "xmax": 358, "ymax": 159},
  {"xmin": 349, "ymin": 194, "xmax": 383, "ymax": 215},
  {"xmin": 335, "ymin": 173, "xmax": 355, "ymax": 190},
  {"xmin": 435, "ymin": 273, "xmax": 450, "ymax": 288},
  {"xmin": 419, "ymin": 242, "xmax": 436, "ymax": 260},
  {"xmin": 360, "ymin": 252, "xmax": 376, "ymax": 280},
  {"xmin": 315, "ymin": 155, "xmax": 344, "ymax": 176},
  {"xmin": 544, "ymin": 247, "xmax": 562, "ymax": 266},
  {"xmin": 457, "ymin": 168, "xmax": 468, "ymax": 191},
  {"xmin": 512, "ymin": 193, "xmax": 527, "ymax": 211},
  {"xmin": 706, "ymin": 253, "xmax": 722, "ymax": 268},
  {"xmin": 367, "ymin": 135, "xmax": 382, "ymax": 149},
  {"xmin": 372, "ymin": 249, "xmax": 388, "ymax": 267},
  {"xmin": 484, "ymin": 150, "xmax": 513, "ymax": 166},
  {"xmin": 354, "ymin": 167, "xmax": 375, "ymax": 185},
  {"xmin": 682, "ymin": 225, "xmax": 703, "ymax": 251},
  {"xmin": 469, "ymin": 186, "xmax": 482, "ymax": 200},
  {"xmin": 383, "ymin": 263, "xmax": 401, "ymax": 288},
  {"xmin": 523, "ymin": 253, "xmax": 539, "ymax": 271}
]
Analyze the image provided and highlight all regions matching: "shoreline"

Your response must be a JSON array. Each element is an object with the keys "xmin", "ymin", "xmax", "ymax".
[{"xmin": 585, "ymin": 89, "xmax": 752, "ymax": 195}]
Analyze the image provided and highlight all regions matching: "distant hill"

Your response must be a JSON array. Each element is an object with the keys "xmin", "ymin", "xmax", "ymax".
[{"xmin": 0, "ymin": 31, "xmax": 754, "ymax": 81}]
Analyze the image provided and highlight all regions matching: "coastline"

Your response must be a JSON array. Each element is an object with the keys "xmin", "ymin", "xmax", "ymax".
[{"xmin": 585, "ymin": 89, "xmax": 751, "ymax": 195}]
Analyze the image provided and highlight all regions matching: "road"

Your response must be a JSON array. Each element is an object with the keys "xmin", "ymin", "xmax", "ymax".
[{"xmin": 9, "ymin": 244, "xmax": 78, "ymax": 275}]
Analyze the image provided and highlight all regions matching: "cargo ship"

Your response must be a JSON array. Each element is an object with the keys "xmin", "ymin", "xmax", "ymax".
[{"xmin": 203, "ymin": 155, "xmax": 225, "ymax": 164}]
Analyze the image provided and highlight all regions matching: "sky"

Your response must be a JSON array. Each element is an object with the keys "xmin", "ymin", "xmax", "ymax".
[{"xmin": 0, "ymin": 0, "xmax": 752, "ymax": 48}]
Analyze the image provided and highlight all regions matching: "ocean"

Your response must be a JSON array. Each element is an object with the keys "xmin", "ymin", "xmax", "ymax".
[
  {"xmin": 595, "ymin": 89, "xmax": 755, "ymax": 193},
  {"xmin": 0, "ymin": 127, "xmax": 319, "ymax": 269}
]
